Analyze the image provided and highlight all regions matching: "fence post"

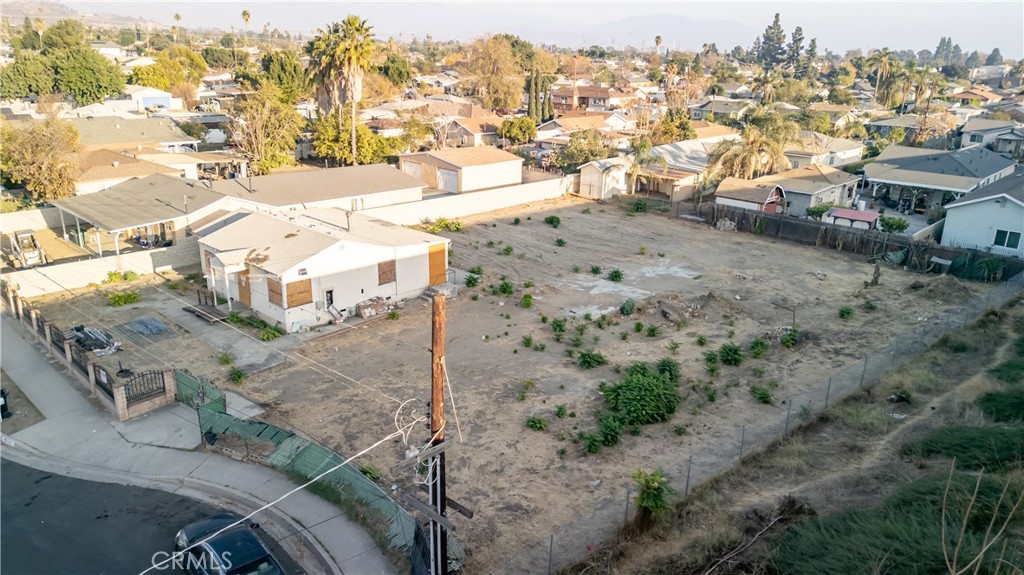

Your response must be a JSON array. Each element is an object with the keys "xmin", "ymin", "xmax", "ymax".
[
  {"xmin": 824, "ymin": 377, "xmax": 832, "ymax": 409},
  {"xmin": 859, "ymin": 357, "xmax": 868, "ymax": 389},
  {"xmin": 28, "ymin": 309, "xmax": 40, "ymax": 342},
  {"xmin": 738, "ymin": 425, "xmax": 746, "ymax": 459},
  {"xmin": 62, "ymin": 339, "xmax": 74, "ymax": 371},
  {"xmin": 547, "ymin": 534, "xmax": 553, "ymax": 575},
  {"xmin": 112, "ymin": 381, "xmax": 129, "ymax": 421},
  {"xmin": 685, "ymin": 455, "xmax": 693, "ymax": 497},
  {"xmin": 162, "ymin": 368, "xmax": 176, "ymax": 404},
  {"xmin": 85, "ymin": 359, "xmax": 98, "ymax": 397},
  {"xmin": 784, "ymin": 401, "xmax": 792, "ymax": 436}
]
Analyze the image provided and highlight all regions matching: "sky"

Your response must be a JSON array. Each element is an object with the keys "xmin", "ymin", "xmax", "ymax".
[{"xmin": 64, "ymin": 0, "xmax": 1024, "ymax": 59}]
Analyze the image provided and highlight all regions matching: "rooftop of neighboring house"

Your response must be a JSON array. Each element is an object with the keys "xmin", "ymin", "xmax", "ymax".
[
  {"xmin": 295, "ymin": 208, "xmax": 448, "ymax": 248},
  {"xmin": 864, "ymin": 145, "xmax": 1017, "ymax": 191},
  {"xmin": 209, "ymin": 164, "xmax": 425, "ymax": 206},
  {"xmin": 550, "ymin": 86, "xmax": 630, "ymax": 99},
  {"xmin": 74, "ymin": 149, "xmax": 180, "ymax": 182},
  {"xmin": 688, "ymin": 96, "xmax": 754, "ymax": 114},
  {"xmin": 123, "ymin": 85, "xmax": 171, "ymax": 96},
  {"xmin": 68, "ymin": 116, "xmax": 198, "ymax": 149},
  {"xmin": 51, "ymin": 174, "xmax": 225, "ymax": 232},
  {"xmin": 690, "ymin": 120, "xmax": 741, "ymax": 141},
  {"xmin": 544, "ymin": 112, "xmax": 615, "ymax": 132},
  {"xmin": 961, "ymin": 118, "xmax": 1019, "ymax": 133},
  {"xmin": 826, "ymin": 207, "xmax": 881, "ymax": 223},
  {"xmin": 451, "ymin": 115, "xmax": 503, "ymax": 135},
  {"xmin": 808, "ymin": 103, "xmax": 856, "ymax": 116},
  {"xmin": 945, "ymin": 166, "xmax": 1024, "ymax": 208},
  {"xmin": 758, "ymin": 164, "xmax": 860, "ymax": 194},
  {"xmin": 866, "ymin": 114, "xmax": 939, "ymax": 129},
  {"xmin": 713, "ymin": 177, "xmax": 783, "ymax": 203},
  {"xmin": 406, "ymin": 146, "xmax": 524, "ymax": 168},
  {"xmin": 784, "ymin": 131, "xmax": 864, "ymax": 157},
  {"xmin": 648, "ymin": 139, "xmax": 725, "ymax": 174},
  {"xmin": 954, "ymin": 87, "xmax": 1002, "ymax": 101}
]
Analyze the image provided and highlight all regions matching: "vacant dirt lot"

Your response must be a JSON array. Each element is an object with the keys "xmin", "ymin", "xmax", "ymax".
[{"xmin": 23, "ymin": 195, "xmax": 997, "ymax": 573}]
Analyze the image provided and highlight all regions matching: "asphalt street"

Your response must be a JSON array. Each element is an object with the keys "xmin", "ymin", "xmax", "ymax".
[{"xmin": 1, "ymin": 459, "xmax": 301, "ymax": 575}]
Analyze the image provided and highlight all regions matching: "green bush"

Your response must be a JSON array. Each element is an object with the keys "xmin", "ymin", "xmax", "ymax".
[
  {"xmin": 885, "ymin": 472, "xmax": 1024, "ymax": 532},
  {"xmin": 468, "ymin": 265, "xmax": 483, "ymax": 275},
  {"xmin": 580, "ymin": 431, "xmax": 603, "ymax": 454},
  {"xmin": 107, "ymin": 291, "xmax": 141, "ymax": 306},
  {"xmin": 862, "ymin": 300, "xmax": 877, "ymax": 312},
  {"xmin": 646, "ymin": 325, "xmax": 660, "ymax": 337},
  {"xmin": 578, "ymin": 349, "xmax": 608, "ymax": 369},
  {"xmin": 838, "ymin": 307, "xmax": 854, "ymax": 320},
  {"xmin": 750, "ymin": 338, "xmax": 768, "ymax": 358},
  {"xmin": 607, "ymin": 268, "xmax": 624, "ymax": 282},
  {"xmin": 590, "ymin": 265, "xmax": 602, "ymax": 275},
  {"xmin": 229, "ymin": 367, "xmax": 245, "ymax": 384},
  {"xmin": 718, "ymin": 343, "xmax": 743, "ymax": 366},
  {"xmin": 634, "ymin": 321, "xmax": 644, "ymax": 333},
  {"xmin": 521, "ymin": 335, "xmax": 534, "ymax": 348},
  {"xmin": 464, "ymin": 274, "xmax": 480, "ymax": 287},
  {"xmin": 631, "ymin": 199, "xmax": 648, "ymax": 213},
  {"xmin": 555, "ymin": 238, "xmax": 566, "ymax": 247},
  {"xmin": 666, "ymin": 340, "xmax": 681, "ymax": 355},
  {"xmin": 977, "ymin": 390, "xmax": 1024, "ymax": 422},
  {"xmin": 620, "ymin": 299, "xmax": 636, "ymax": 316},
  {"xmin": 218, "ymin": 352, "xmax": 235, "ymax": 366},
  {"xmin": 597, "ymin": 411, "xmax": 624, "ymax": 446},
  {"xmin": 387, "ymin": 310, "xmax": 400, "ymax": 320},
  {"xmin": 555, "ymin": 404, "xmax": 567, "ymax": 418},
  {"xmin": 696, "ymin": 335, "xmax": 708, "ymax": 346},
  {"xmin": 122, "ymin": 271, "xmax": 140, "ymax": 281},
  {"xmin": 603, "ymin": 370, "xmax": 681, "ymax": 425},
  {"xmin": 655, "ymin": 357, "xmax": 681, "ymax": 383},
  {"xmin": 501, "ymin": 245, "xmax": 514, "ymax": 256},
  {"xmin": 990, "ymin": 358, "xmax": 1024, "ymax": 384},
  {"xmin": 632, "ymin": 468, "xmax": 674, "ymax": 524},
  {"xmin": 103, "ymin": 271, "xmax": 123, "ymax": 284},
  {"xmin": 526, "ymin": 416, "xmax": 547, "ymax": 431},
  {"xmin": 520, "ymin": 294, "xmax": 534, "ymax": 308},
  {"xmin": 781, "ymin": 326, "xmax": 800, "ymax": 349},
  {"xmin": 499, "ymin": 280, "xmax": 515, "ymax": 295},
  {"xmin": 544, "ymin": 215, "xmax": 561, "ymax": 228},
  {"xmin": 750, "ymin": 384, "xmax": 774, "ymax": 404},
  {"xmin": 551, "ymin": 318, "xmax": 567, "ymax": 334},
  {"xmin": 905, "ymin": 426, "xmax": 1024, "ymax": 471},
  {"xmin": 513, "ymin": 217, "xmax": 521, "ymax": 225}
]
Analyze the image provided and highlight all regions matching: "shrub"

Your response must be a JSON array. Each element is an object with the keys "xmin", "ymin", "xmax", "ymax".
[
  {"xmin": 572, "ymin": 264, "xmax": 581, "ymax": 273},
  {"xmin": 597, "ymin": 411, "xmax": 624, "ymax": 446},
  {"xmin": 673, "ymin": 424, "xmax": 688, "ymax": 436},
  {"xmin": 533, "ymin": 343, "xmax": 546, "ymax": 352},
  {"xmin": 590, "ymin": 265, "xmax": 602, "ymax": 275},
  {"xmin": 666, "ymin": 340, "xmax": 681, "ymax": 355},
  {"xmin": 634, "ymin": 321, "xmax": 644, "ymax": 333},
  {"xmin": 780, "ymin": 326, "xmax": 800, "ymax": 349},
  {"xmin": 989, "ymin": 358, "xmax": 1024, "ymax": 384},
  {"xmin": 906, "ymin": 426, "xmax": 1024, "ymax": 470},
  {"xmin": 582, "ymin": 207, "xmax": 592, "ymax": 214},
  {"xmin": 526, "ymin": 416, "xmax": 547, "ymax": 431},
  {"xmin": 578, "ymin": 349, "xmax": 608, "ymax": 369},
  {"xmin": 520, "ymin": 294, "xmax": 534, "ymax": 308},
  {"xmin": 107, "ymin": 291, "xmax": 141, "ymax": 306},
  {"xmin": 229, "ymin": 367, "xmax": 245, "ymax": 384},
  {"xmin": 569, "ymin": 335, "xmax": 584, "ymax": 348},
  {"xmin": 976, "ymin": 390, "xmax": 1024, "ymax": 422},
  {"xmin": 862, "ymin": 300, "xmax": 877, "ymax": 312},
  {"xmin": 499, "ymin": 280, "xmax": 515, "ymax": 295},
  {"xmin": 638, "ymin": 245, "xmax": 648, "ymax": 255},
  {"xmin": 607, "ymin": 268, "xmax": 624, "ymax": 282},
  {"xmin": 631, "ymin": 199, "xmax": 648, "ymax": 213},
  {"xmin": 218, "ymin": 352, "xmax": 235, "ymax": 366},
  {"xmin": 555, "ymin": 238, "xmax": 566, "ymax": 247},
  {"xmin": 619, "ymin": 331, "xmax": 628, "ymax": 341},
  {"xmin": 655, "ymin": 357, "xmax": 681, "ymax": 383},
  {"xmin": 544, "ymin": 215, "xmax": 561, "ymax": 228},
  {"xmin": 103, "ymin": 271, "xmax": 123, "ymax": 284},
  {"xmin": 701, "ymin": 384, "xmax": 718, "ymax": 403},
  {"xmin": 646, "ymin": 325, "xmax": 660, "ymax": 337},
  {"xmin": 464, "ymin": 274, "xmax": 480, "ymax": 287},
  {"xmin": 551, "ymin": 318, "xmax": 567, "ymax": 334},
  {"xmin": 750, "ymin": 338, "xmax": 768, "ymax": 358},
  {"xmin": 620, "ymin": 299, "xmax": 636, "ymax": 316},
  {"xmin": 513, "ymin": 217, "xmax": 521, "ymax": 225},
  {"xmin": 468, "ymin": 265, "xmax": 483, "ymax": 275},
  {"xmin": 603, "ymin": 370, "xmax": 681, "ymax": 425},
  {"xmin": 750, "ymin": 384, "xmax": 774, "ymax": 404},
  {"xmin": 580, "ymin": 431, "xmax": 603, "ymax": 454},
  {"xmin": 838, "ymin": 307, "xmax": 854, "ymax": 320},
  {"xmin": 387, "ymin": 310, "xmax": 400, "ymax": 320},
  {"xmin": 879, "ymin": 215, "xmax": 910, "ymax": 234},
  {"xmin": 521, "ymin": 335, "xmax": 534, "ymax": 348},
  {"xmin": 501, "ymin": 245, "xmax": 514, "ymax": 256},
  {"xmin": 696, "ymin": 335, "xmax": 708, "ymax": 346},
  {"xmin": 121, "ymin": 271, "xmax": 140, "ymax": 281},
  {"xmin": 632, "ymin": 468, "xmax": 674, "ymax": 526},
  {"xmin": 540, "ymin": 315, "xmax": 548, "ymax": 324},
  {"xmin": 719, "ymin": 343, "xmax": 744, "ymax": 366},
  {"xmin": 555, "ymin": 404, "xmax": 568, "ymax": 418}
]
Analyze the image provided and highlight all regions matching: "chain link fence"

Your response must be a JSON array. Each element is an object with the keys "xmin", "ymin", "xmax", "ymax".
[{"xmin": 505, "ymin": 271, "xmax": 1024, "ymax": 574}]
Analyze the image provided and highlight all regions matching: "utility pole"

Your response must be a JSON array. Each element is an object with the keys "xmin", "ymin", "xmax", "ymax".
[{"xmin": 429, "ymin": 294, "xmax": 448, "ymax": 575}]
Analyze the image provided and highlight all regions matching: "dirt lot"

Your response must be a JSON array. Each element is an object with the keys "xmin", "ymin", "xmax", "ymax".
[{"xmin": 23, "ymin": 195, "xmax": 999, "ymax": 572}]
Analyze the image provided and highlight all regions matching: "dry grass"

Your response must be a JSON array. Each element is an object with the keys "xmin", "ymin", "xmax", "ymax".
[
  {"xmin": 880, "ymin": 358, "xmax": 951, "ymax": 397},
  {"xmin": 764, "ymin": 437, "xmax": 811, "ymax": 473},
  {"xmin": 829, "ymin": 402, "xmax": 899, "ymax": 435}
]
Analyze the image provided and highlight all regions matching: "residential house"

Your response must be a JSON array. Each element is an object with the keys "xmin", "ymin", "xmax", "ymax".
[
  {"xmin": 758, "ymin": 165, "xmax": 861, "ymax": 218},
  {"xmin": 784, "ymin": 131, "xmax": 865, "ymax": 169},
  {"xmin": 129, "ymin": 148, "xmax": 247, "ymax": 180},
  {"xmin": 824, "ymin": 208, "xmax": 881, "ymax": 230},
  {"xmin": 69, "ymin": 117, "xmax": 200, "ymax": 153},
  {"xmin": 116, "ymin": 56, "xmax": 157, "ymax": 74},
  {"xmin": 198, "ymin": 209, "xmax": 451, "ymax": 332},
  {"xmin": 398, "ymin": 147, "xmax": 523, "ymax": 193},
  {"xmin": 690, "ymin": 121, "xmax": 741, "ymax": 141},
  {"xmin": 209, "ymin": 164, "xmax": 426, "ymax": 212},
  {"xmin": 808, "ymin": 103, "xmax": 857, "ymax": 128},
  {"xmin": 535, "ymin": 111, "xmax": 633, "ymax": 142},
  {"xmin": 122, "ymin": 85, "xmax": 182, "ymax": 111},
  {"xmin": 440, "ymin": 115, "xmax": 503, "ymax": 148},
  {"xmin": 865, "ymin": 114, "xmax": 958, "ymax": 149},
  {"xmin": 712, "ymin": 178, "xmax": 786, "ymax": 213},
  {"xmin": 550, "ymin": 86, "xmax": 635, "ymax": 112},
  {"xmin": 863, "ymin": 145, "xmax": 1017, "ymax": 211},
  {"xmin": 414, "ymin": 72, "xmax": 460, "ymax": 94},
  {"xmin": 687, "ymin": 97, "xmax": 755, "ymax": 121},
  {"xmin": 578, "ymin": 157, "xmax": 631, "ymax": 200},
  {"xmin": 941, "ymin": 166, "xmax": 1024, "ymax": 258},
  {"xmin": 952, "ymin": 87, "xmax": 1003, "ymax": 105},
  {"xmin": 772, "ymin": 102, "xmax": 803, "ymax": 116},
  {"xmin": 969, "ymin": 65, "xmax": 1011, "ymax": 83},
  {"xmin": 720, "ymin": 83, "xmax": 753, "ymax": 99},
  {"xmin": 73, "ymin": 149, "xmax": 181, "ymax": 194},
  {"xmin": 366, "ymin": 118, "xmax": 407, "ymax": 139},
  {"xmin": 959, "ymin": 118, "xmax": 1024, "ymax": 158},
  {"xmin": 89, "ymin": 41, "xmax": 125, "ymax": 60}
]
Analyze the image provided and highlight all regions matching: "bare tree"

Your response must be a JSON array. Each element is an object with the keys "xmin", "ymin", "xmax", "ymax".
[{"xmin": 941, "ymin": 460, "xmax": 1024, "ymax": 575}]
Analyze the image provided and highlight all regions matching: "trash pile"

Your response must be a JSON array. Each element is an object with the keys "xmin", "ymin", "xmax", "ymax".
[{"xmin": 71, "ymin": 325, "xmax": 121, "ymax": 356}]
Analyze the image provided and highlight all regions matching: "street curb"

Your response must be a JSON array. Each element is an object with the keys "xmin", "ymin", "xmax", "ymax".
[{"xmin": 1, "ymin": 433, "xmax": 339, "ymax": 575}]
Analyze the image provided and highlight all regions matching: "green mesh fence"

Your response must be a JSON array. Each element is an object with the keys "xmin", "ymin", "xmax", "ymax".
[{"xmin": 175, "ymin": 369, "xmax": 226, "ymax": 413}]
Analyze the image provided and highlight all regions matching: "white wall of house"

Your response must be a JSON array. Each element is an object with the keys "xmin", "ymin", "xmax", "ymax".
[
  {"xmin": 460, "ymin": 161, "xmax": 522, "ymax": 192},
  {"xmin": 961, "ymin": 130, "xmax": 1010, "ymax": 148},
  {"xmin": 579, "ymin": 164, "xmax": 627, "ymax": 200},
  {"xmin": 75, "ymin": 178, "xmax": 137, "ymax": 195},
  {"xmin": 0, "ymin": 207, "xmax": 65, "ymax": 232},
  {"xmin": 941, "ymin": 199, "xmax": 1024, "ymax": 258},
  {"xmin": 222, "ymin": 186, "xmax": 423, "ymax": 213},
  {"xmin": 715, "ymin": 197, "xmax": 763, "ymax": 211}
]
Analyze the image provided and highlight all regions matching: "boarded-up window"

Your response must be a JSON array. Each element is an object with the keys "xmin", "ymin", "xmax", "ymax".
[
  {"xmin": 285, "ymin": 279, "xmax": 313, "ymax": 308},
  {"xmin": 267, "ymin": 278, "xmax": 283, "ymax": 307},
  {"xmin": 378, "ymin": 259, "xmax": 396, "ymax": 285}
]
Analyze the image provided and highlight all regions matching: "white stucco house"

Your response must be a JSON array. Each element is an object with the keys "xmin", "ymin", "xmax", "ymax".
[
  {"xmin": 758, "ymin": 164, "xmax": 861, "ymax": 218},
  {"xmin": 578, "ymin": 157, "xmax": 631, "ymax": 200},
  {"xmin": 784, "ymin": 131, "xmax": 865, "ymax": 169},
  {"xmin": 199, "ymin": 209, "xmax": 451, "ymax": 331},
  {"xmin": 941, "ymin": 167, "xmax": 1024, "ymax": 258},
  {"xmin": 398, "ymin": 147, "xmax": 523, "ymax": 193}
]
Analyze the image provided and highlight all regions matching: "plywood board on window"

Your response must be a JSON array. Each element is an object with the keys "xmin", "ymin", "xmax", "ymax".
[
  {"xmin": 268, "ymin": 277, "xmax": 283, "ymax": 307},
  {"xmin": 378, "ymin": 259, "xmax": 396, "ymax": 285},
  {"xmin": 286, "ymin": 278, "xmax": 313, "ymax": 308}
]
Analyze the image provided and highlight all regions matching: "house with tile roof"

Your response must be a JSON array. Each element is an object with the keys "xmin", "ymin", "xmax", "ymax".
[
  {"xmin": 863, "ymin": 145, "xmax": 1017, "ymax": 212},
  {"xmin": 784, "ymin": 131, "xmax": 865, "ymax": 169},
  {"xmin": 550, "ymin": 86, "xmax": 636, "ymax": 112},
  {"xmin": 941, "ymin": 166, "xmax": 1024, "ymax": 258},
  {"xmin": 757, "ymin": 165, "xmax": 861, "ymax": 218}
]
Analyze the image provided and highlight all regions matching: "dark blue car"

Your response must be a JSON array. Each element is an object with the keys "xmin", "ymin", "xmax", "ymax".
[{"xmin": 173, "ymin": 513, "xmax": 284, "ymax": 575}]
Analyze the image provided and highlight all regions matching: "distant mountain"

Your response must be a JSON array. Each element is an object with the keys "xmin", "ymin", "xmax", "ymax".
[
  {"xmin": 578, "ymin": 14, "xmax": 759, "ymax": 53},
  {"xmin": 3, "ymin": 0, "xmax": 163, "ymax": 30}
]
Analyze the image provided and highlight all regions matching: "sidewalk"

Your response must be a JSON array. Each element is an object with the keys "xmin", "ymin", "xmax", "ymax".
[{"xmin": 0, "ymin": 316, "xmax": 395, "ymax": 575}]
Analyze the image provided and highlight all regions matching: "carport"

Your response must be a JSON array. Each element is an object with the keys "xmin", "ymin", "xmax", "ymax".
[{"xmin": 50, "ymin": 174, "xmax": 228, "ymax": 256}]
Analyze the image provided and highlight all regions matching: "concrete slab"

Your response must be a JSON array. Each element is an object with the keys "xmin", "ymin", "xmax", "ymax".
[
  {"xmin": 224, "ymin": 390, "xmax": 264, "ymax": 420},
  {"xmin": 112, "ymin": 403, "xmax": 201, "ymax": 449}
]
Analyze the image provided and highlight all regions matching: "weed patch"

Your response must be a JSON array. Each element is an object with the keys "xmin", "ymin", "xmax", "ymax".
[{"xmin": 905, "ymin": 426, "xmax": 1024, "ymax": 471}]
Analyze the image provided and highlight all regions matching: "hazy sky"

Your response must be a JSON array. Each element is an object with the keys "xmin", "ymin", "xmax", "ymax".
[{"xmin": 65, "ymin": 1, "xmax": 1024, "ymax": 58}]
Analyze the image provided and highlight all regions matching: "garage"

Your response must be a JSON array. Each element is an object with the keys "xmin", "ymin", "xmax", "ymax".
[{"xmin": 438, "ymin": 169, "xmax": 459, "ymax": 193}]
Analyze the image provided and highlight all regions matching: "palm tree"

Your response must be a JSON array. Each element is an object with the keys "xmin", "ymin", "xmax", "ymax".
[
  {"xmin": 710, "ymin": 123, "xmax": 793, "ymax": 180},
  {"xmin": 173, "ymin": 13, "xmax": 181, "ymax": 44},
  {"xmin": 626, "ymin": 137, "xmax": 668, "ymax": 197},
  {"xmin": 910, "ymin": 66, "xmax": 931, "ymax": 113},
  {"xmin": 306, "ymin": 16, "xmax": 376, "ymax": 164},
  {"xmin": 241, "ymin": 10, "xmax": 251, "ymax": 46},
  {"xmin": 654, "ymin": 35, "xmax": 662, "ymax": 61},
  {"xmin": 866, "ymin": 47, "xmax": 893, "ymax": 105},
  {"xmin": 751, "ymin": 71, "xmax": 777, "ymax": 104}
]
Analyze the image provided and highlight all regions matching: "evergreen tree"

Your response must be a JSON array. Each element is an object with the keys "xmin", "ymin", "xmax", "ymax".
[
  {"xmin": 934, "ymin": 37, "xmax": 949, "ymax": 65},
  {"xmin": 950, "ymin": 43, "xmax": 962, "ymax": 65},
  {"xmin": 528, "ymin": 68, "xmax": 539, "ymax": 123},
  {"xmin": 750, "ymin": 36, "xmax": 762, "ymax": 65},
  {"xmin": 759, "ymin": 13, "xmax": 786, "ymax": 69},
  {"xmin": 785, "ymin": 26, "xmax": 804, "ymax": 70},
  {"xmin": 543, "ymin": 90, "xmax": 553, "ymax": 122},
  {"xmin": 965, "ymin": 51, "xmax": 982, "ymax": 69},
  {"xmin": 985, "ymin": 48, "xmax": 1003, "ymax": 65},
  {"xmin": 19, "ymin": 16, "xmax": 40, "ymax": 50}
]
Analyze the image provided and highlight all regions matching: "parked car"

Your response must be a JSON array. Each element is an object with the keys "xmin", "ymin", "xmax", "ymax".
[{"xmin": 174, "ymin": 513, "xmax": 283, "ymax": 575}]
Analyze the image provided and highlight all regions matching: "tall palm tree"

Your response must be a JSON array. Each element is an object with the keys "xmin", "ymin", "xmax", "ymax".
[
  {"xmin": 173, "ymin": 13, "xmax": 181, "ymax": 44},
  {"xmin": 751, "ymin": 71, "xmax": 777, "ymax": 104},
  {"xmin": 654, "ymin": 35, "xmax": 662, "ymax": 61},
  {"xmin": 866, "ymin": 47, "xmax": 893, "ymax": 105},
  {"xmin": 626, "ymin": 137, "xmax": 668, "ymax": 197},
  {"xmin": 306, "ymin": 16, "xmax": 376, "ymax": 164},
  {"xmin": 710, "ymin": 124, "xmax": 793, "ymax": 180},
  {"xmin": 241, "ymin": 10, "xmax": 251, "ymax": 46},
  {"xmin": 910, "ymin": 66, "xmax": 931, "ymax": 113}
]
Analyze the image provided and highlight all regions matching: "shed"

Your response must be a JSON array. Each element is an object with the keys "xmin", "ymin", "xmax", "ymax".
[
  {"xmin": 713, "ymin": 178, "xmax": 786, "ymax": 213},
  {"xmin": 398, "ymin": 147, "xmax": 523, "ymax": 193},
  {"xmin": 825, "ymin": 208, "xmax": 881, "ymax": 230}
]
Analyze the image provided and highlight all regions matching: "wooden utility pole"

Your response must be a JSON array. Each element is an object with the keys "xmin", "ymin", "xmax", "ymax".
[{"xmin": 430, "ymin": 294, "xmax": 449, "ymax": 575}]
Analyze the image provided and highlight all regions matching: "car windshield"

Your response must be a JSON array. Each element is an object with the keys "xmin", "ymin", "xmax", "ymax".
[{"xmin": 226, "ymin": 557, "xmax": 283, "ymax": 575}]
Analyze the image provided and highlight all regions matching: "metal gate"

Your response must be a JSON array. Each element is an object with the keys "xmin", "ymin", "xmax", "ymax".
[
  {"xmin": 124, "ymin": 371, "xmax": 166, "ymax": 406},
  {"xmin": 36, "ymin": 315, "xmax": 47, "ymax": 340},
  {"xmin": 50, "ymin": 325, "xmax": 67, "ymax": 358},
  {"xmin": 69, "ymin": 343, "xmax": 89, "ymax": 376},
  {"xmin": 93, "ymin": 365, "xmax": 114, "ymax": 400}
]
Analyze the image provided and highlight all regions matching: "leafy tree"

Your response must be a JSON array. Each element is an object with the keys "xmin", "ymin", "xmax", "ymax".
[
  {"xmin": 312, "ymin": 111, "xmax": 401, "ymax": 165},
  {"xmin": 260, "ymin": 50, "xmax": 309, "ymax": 103},
  {"xmin": 866, "ymin": 48, "xmax": 894, "ymax": 103},
  {"xmin": 626, "ymin": 137, "xmax": 668, "ymax": 195},
  {"xmin": 795, "ymin": 109, "xmax": 832, "ymax": 134},
  {"xmin": 709, "ymin": 122, "xmax": 794, "ymax": 179},
  {"xmin": 168, "ymin": 46, "xmax": 208, "ymax": 85},
  {"xmin": 825, "ymin": 63, "xmax": 854, "ymax": 87},
  {"xmin": 879, "ymin": 215, "xmax": 909, "ymax": 233},
  {"xmin": 650, "ymin": 107, "xmax": 696, "ymax": 145},
  {"xmin": 632, "ymin": 468, "xmax": 675, "ymax": 528},
  {"xmin": 964, "ymin": 51, "xmax": 982, "ymax": 69},
  {"xmin": 0, "ymin": 52, "xmax": 55, "ymax": 98},
  {"xmin": 177, "ymin": 121, "xmax": 209, "ymax": 141},
  {"xmin": 805, "ymin": 203, "xmax": 833, "ymax": 220},
  {"xmin": 461, "ymin": 35, "xmax": 523, "ymax": 110},
  {"xmin": 202, "ymin": 47, "xmax": 238, "ymax": 69},
  {"xmin": 17, "ymin": 16, "xmax": 40, "ymax": 50},
  {"xmin": 0, "ymin": 114, "xmax": 80, "ymax": 201},
  {"xmin": 543, "ymin": 91, "xmax": 553, "ymax": 122},
  {"xmin": 240, "ymin": 10, "xmax": 251, "ymax": 45},
  {"xmin": 828, "ymin": 87, "xmax": 855, "ymax": 105},
  {"xmin": 497, "ymin": 117, "xmax": 537, "ymax": 145},
  {"xmin": 378, "ymin": 52, "xmax": 412, "ymax": 86},
  {"xmin": 985, "ymin": 48, "xmax": 1003, "ymax": 66},
  {"xmin": 130, "ymin": 56, "xmax": 186, "ymax": 91},
  {"xmin": 496, "ymin": 33, "xmax": 535, "ymax": 73},
  {"xmin": 646, "ymin": 67, "xmax": 663, "ymax": 83},
  {"xmin": 51, "ymin": 47, "xmax": 125, "ymax": 105},
  {"xmin": 551, "ymin": 129, "xmax": 613, "ymax": 174},
  {"xmin": 116, "ymin": 28, "xmax": 137, "ymax": 47},
  {"xmin": 41, "ymin": 20, "xmax": 84, "ymax": 54},
  {"xmin": 399, "ymin": 114, "xmax": 434, "ymax": 150},
  {"xmin": 758, "ymin": 13, "xmax": 786, "ymax": 69},
  {"xmin": 228, "ymin": 83, "xmax": 303, "ymax": 174},
  {"xmin": 306, "ymin": 16, "xmax": 377, "ymax": 165}
]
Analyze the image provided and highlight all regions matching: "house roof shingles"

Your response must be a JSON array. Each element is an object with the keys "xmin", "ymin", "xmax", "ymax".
[
  {"xmin": 946, "ymin": 166, "xmax": 1024, "ymax": 209},
  {"xmin": 200, "ymin": 212, "xmax": 340, "ymax": 276},
  {"xmin": 418, "ymin": 147, "xmax": 524, "ymax": 168},
  {"xmin": 864, "ymin": 145, "xmax": 1016, "ymax": 192},
  {"xmin": 759, "ymin": 164, "xmax": 860, "ymax": 195},
  {"xmin": 68, "ymin": 117, "xmax": 198, "ymax": 149},
  {"xmin": 714, "ymin": 177, "xmax": 783, "ymax": 203},
  {"xmin": 74, "ymin": 150, "xmax": 180, "ymax": 182}
]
